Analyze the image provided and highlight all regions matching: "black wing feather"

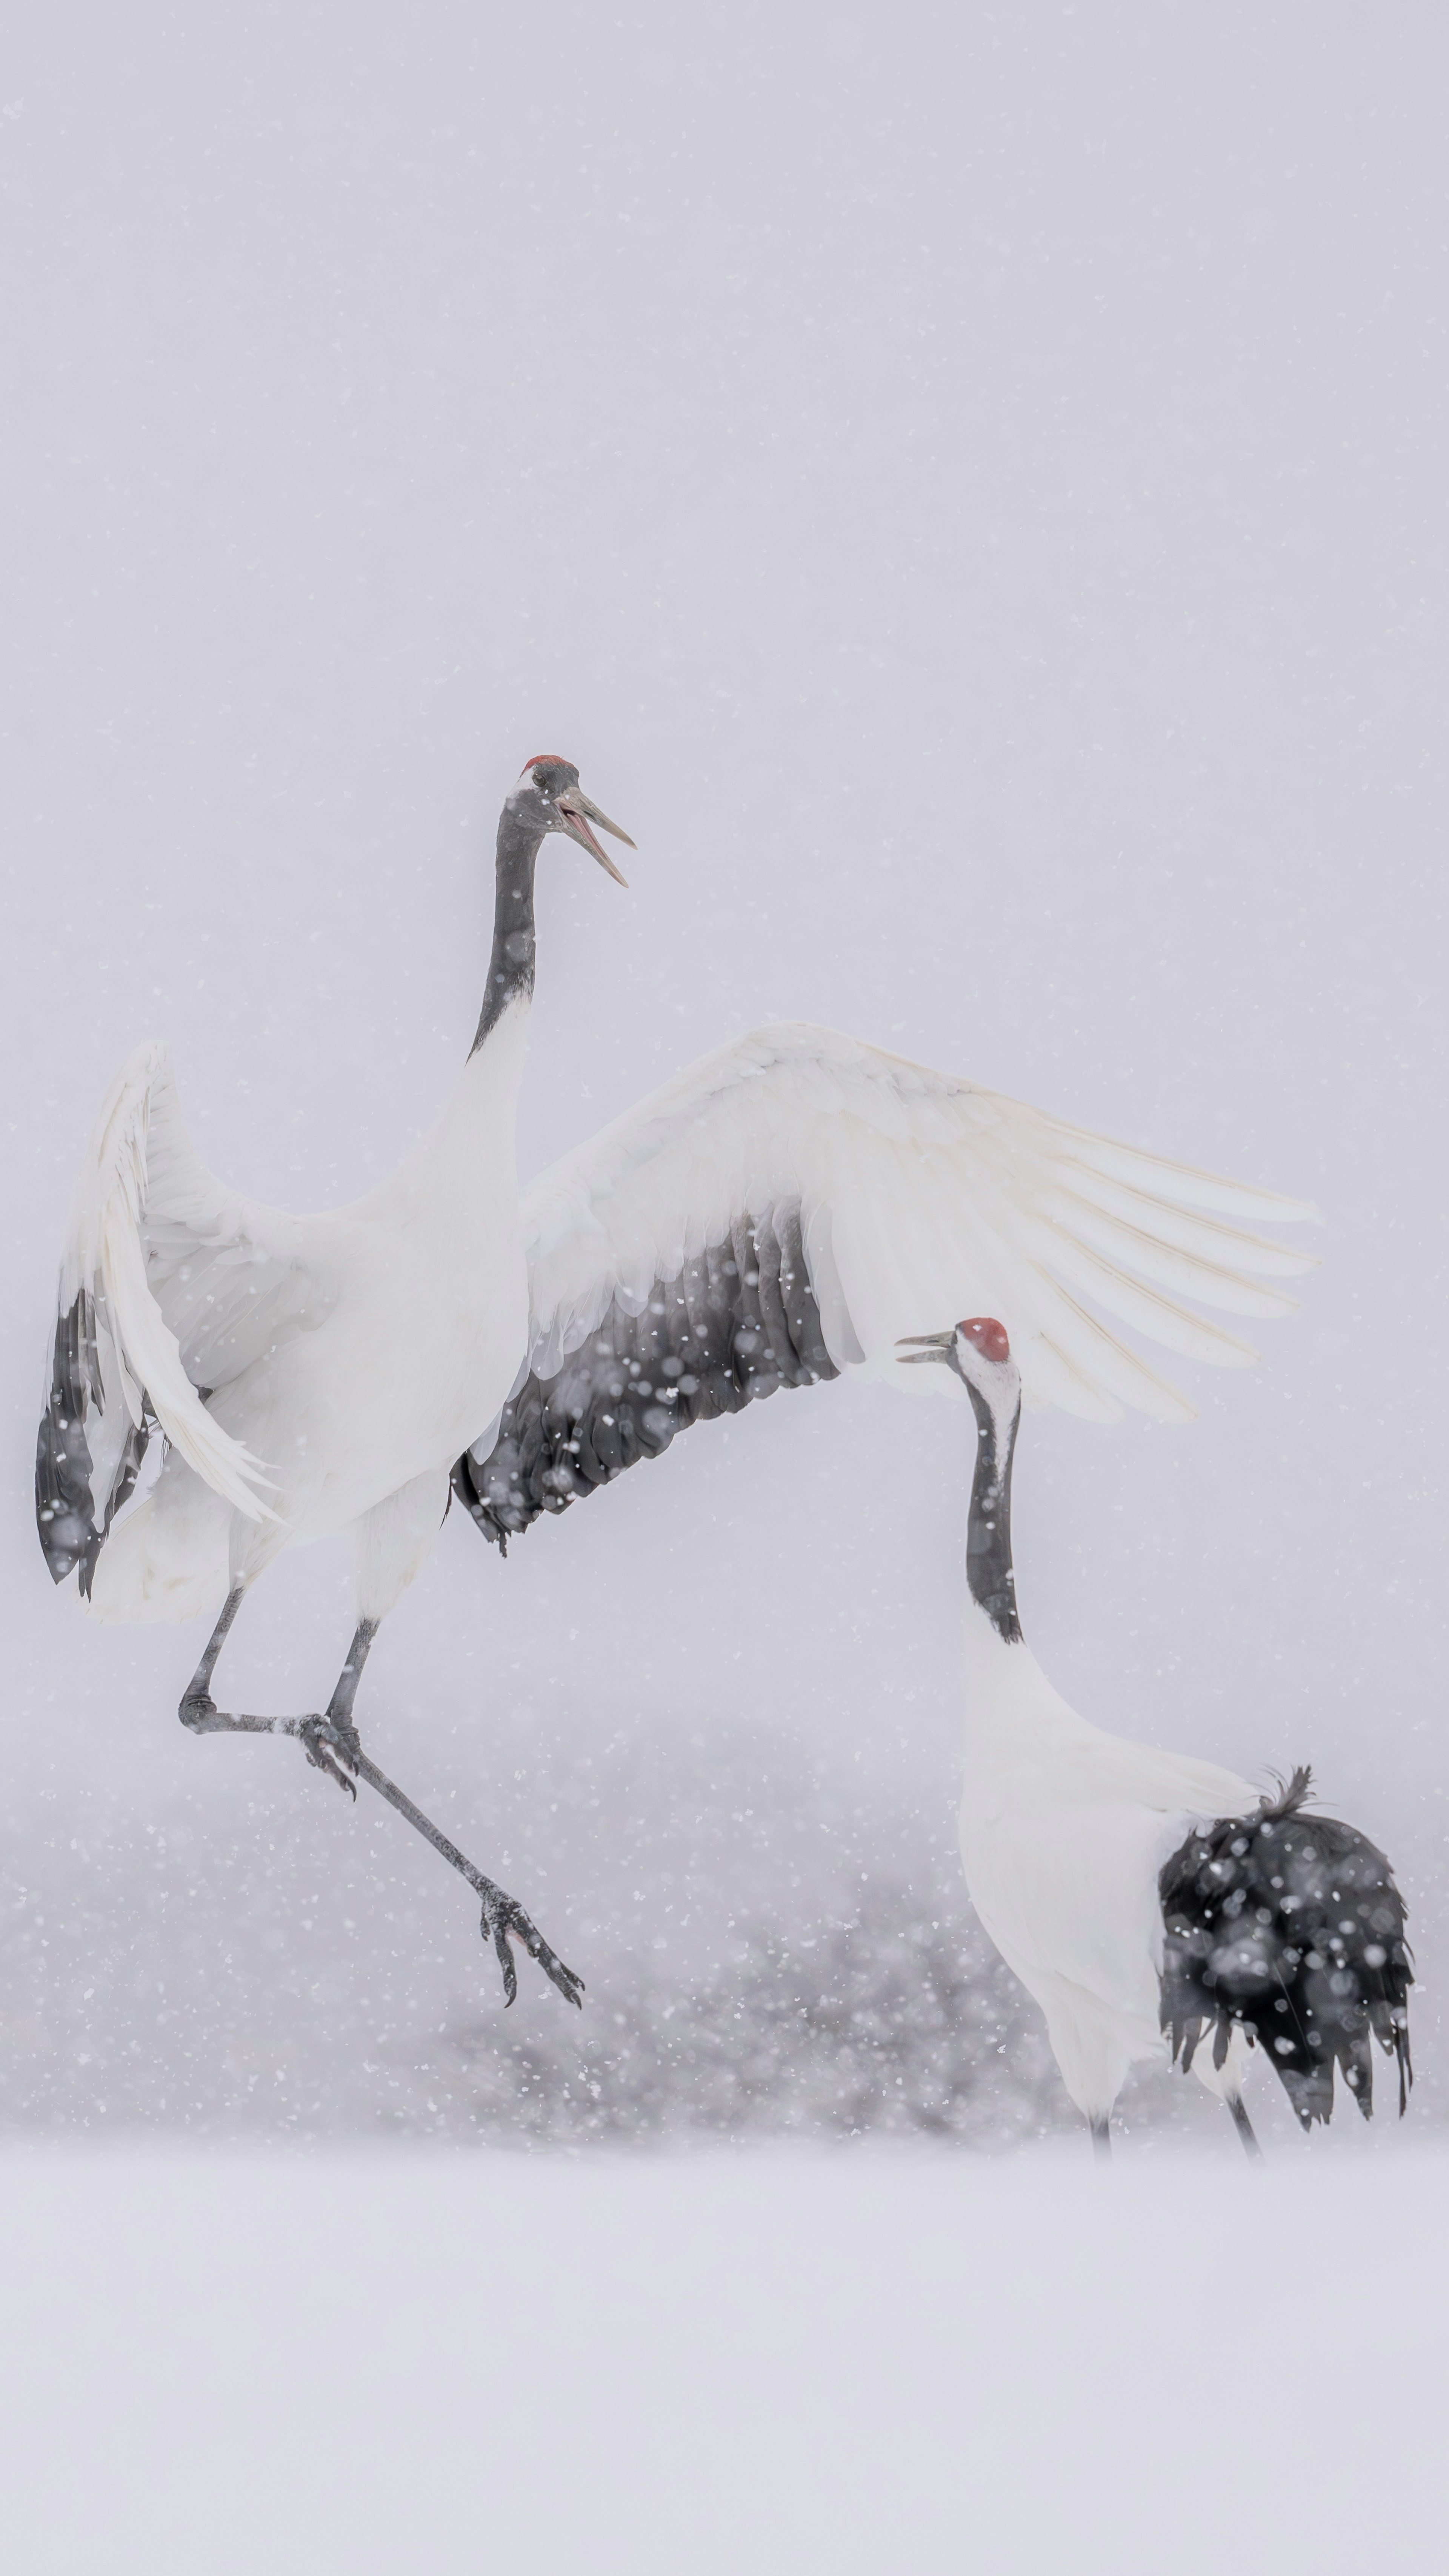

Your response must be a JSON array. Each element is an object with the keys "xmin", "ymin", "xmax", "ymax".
[
  {"xmin": 1159, "ymin": 1767, "xmax": 1413, "ymax": 2130},
  {"xmin": 35, "ymin": 1292, "xmax": 157, "ymax": 1596},
  {"xmin": 451, "ymin": 1206, "xmax": 838, "ymax": 1550}
]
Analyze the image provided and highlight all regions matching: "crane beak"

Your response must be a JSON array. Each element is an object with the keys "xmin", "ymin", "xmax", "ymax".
[
  {"xmin": 896, "ymin": 1331, "xmax": 957, "ymax": 1368},
  {"xmin": 557, "ymin": 789, "xmax": 635, "ymax": 886}
]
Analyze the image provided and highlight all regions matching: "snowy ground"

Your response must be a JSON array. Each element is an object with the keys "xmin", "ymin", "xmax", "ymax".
[{"xmin": 2, "ymin": 2142, "xmax": 1441, "ymax": 2575}]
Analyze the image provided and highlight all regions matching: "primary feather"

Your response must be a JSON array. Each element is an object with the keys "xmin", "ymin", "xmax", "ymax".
[{"xmin": 38, "ymin": 1043, "xmax": 283, "ymax": 1590}]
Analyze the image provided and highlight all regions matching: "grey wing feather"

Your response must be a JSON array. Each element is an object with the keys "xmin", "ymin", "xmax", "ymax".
[{"xmin": 452, "ymin": 1206, "xmax": 835, "ymax": 1547}]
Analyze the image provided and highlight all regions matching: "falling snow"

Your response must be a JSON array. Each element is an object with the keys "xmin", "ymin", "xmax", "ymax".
[{"xmin": 2, "ymin": 5, "xmax": 1446, "ymax": 2568}]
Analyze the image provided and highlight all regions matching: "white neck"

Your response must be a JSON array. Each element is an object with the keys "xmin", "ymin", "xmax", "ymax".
[
  {"xmin": 385, "ymin": 990, "xmax": 532, "ymax": 1227},
  {"xmin": 963, "ymin": 1591, "xmax": 1066, "ymax": 1713},
  {"xmin": 435, "ymin": 989, "xmax": 531, "ymax": 1162},
  {"xmin": 959, "ymin": 1609, "xmax": 1094, "ymax": 1818},
  {"xmin": 958, "ymin": 1443, "xmax": 1092, "ymax": 1766}
]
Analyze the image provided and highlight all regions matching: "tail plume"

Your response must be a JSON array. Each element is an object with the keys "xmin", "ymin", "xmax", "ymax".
[{"xmin": 1160, "ymin": 1779, "xmax": 1412, "ymax": 2129}]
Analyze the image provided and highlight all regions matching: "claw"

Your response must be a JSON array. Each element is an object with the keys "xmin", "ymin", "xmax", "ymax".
[
  {"xmin": 480, "ymin": 1890, "xmax": 520, "ymax": 2005},
  {"xmin": 298, "ymin": 1718, "xmax": 359, "ymax": 1800},
  {"xmin": 331, "ymin": 1722, "xmax": 363, "ymax": 1774},
  {"xmin": 176, "ymin": 1607, "xmax": 589, "ymax": 2000},
  {"xmin": 478, "ymin": 1884, "xmax": 585, "ymax": 2011}
]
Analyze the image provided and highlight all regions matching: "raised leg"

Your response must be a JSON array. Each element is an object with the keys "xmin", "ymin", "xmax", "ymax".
[
  {"xmin": 178, "ymin": 1589, "xmax": 583, "ymax": 2010},
  {"xmin": 1227, "ymin": 2092, "xmax": 1264, "ymax": 2163},
  {"xmin": 1088, "ymin": 2113, "xmax": 1112, "ymax": 2164},
  {"xmin": 301, "ymin": 1616, "xmax": 377, "ymax": 1789}
]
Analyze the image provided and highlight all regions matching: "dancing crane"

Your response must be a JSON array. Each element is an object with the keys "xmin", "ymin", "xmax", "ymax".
[
  {"xmin": 36, "ymin": 757, "xmax": 632, "ymax": 2006},
  {"xmin": 898, "ymin": 1315, "xmax": 1413, "ymax": 2157},
  {"xmin": 38, "ymin": 756, "xmax": 1318, "ymax": 2005}
]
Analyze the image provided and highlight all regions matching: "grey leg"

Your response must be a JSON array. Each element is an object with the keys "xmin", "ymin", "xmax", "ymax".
[
  {"xmin": 1227, "ymin": 2093, "xmax": 1264, "ymax": 2163},
  {"xmin": 180, "ymin": 1584, "xmax": 247, "ymax": 1716},
  {"xmin": 179, "ymin": 1587, "xmax": 361, "ymax": 1793},
  {"xmin": 1088, "ymin": 2113, "xmax": 1112, "ymax": 2164},
  {"xmin": 178, "ymin": 1590, "xmax": 583, "ymax": 2010}
]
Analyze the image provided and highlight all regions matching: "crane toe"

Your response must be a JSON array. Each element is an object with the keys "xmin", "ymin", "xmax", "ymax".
[
  {"xmin": 478, "ymin": 1885, "xmax": 585, "ymax": 2012},
  {"xmin": 297, "ymin": 1717, "xmax": 360, "ymax": 1799}
]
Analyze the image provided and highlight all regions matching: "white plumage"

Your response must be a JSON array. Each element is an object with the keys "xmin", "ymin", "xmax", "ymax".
[
  {"xmin": 901, "ymin": 1316, "xmax": 1412, "ymax": 2155},
  {"xmin": 521, "ymin": 1019, "xmax": 1317, "ymax": 1422},
  {"xmin": 957, "ymin": 1615, "xmax": 1260, "ymax": 2136},
  {"xmin": 68, "ymin": 1009, "xmax": 531, "ymax": 1624}
]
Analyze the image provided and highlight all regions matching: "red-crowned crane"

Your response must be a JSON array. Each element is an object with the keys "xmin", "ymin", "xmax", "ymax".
[
  {"xmin": 38, "ymin": 757, "xmax": 1318, "ymax": 2004},
  {"xmin": 36, "ymin": 757, "xmax": 631, "ymax": 2006},
  {"xmin": 898, "ymin": 1316, "xmax": 1413, "ymax": 2158}
]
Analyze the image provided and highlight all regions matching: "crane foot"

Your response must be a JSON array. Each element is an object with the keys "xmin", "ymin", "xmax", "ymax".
[
  {"xmin": 297, "ymin": 1715, "xmax": 361, "ymax": 1799},
  {"xmin": 479, "ymin": 1881, "xmax": 586, "ymax": 2012},
  {"xmin": 176, "ymin": 1595, "xmax": 586, "ymax": 2008}
]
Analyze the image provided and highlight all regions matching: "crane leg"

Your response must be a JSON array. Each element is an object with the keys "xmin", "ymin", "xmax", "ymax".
[
  {"xmin": 1227, "ymin": 2092, "xmax": 1264, "ymax": 2163},
  {"xmin": 1088, "ymin": 2114, "xmax": 1112, "ymax": 2164},
  {"xmin": 178, "ymin": 1587, "xmax": 584, "ymax": 2010}
]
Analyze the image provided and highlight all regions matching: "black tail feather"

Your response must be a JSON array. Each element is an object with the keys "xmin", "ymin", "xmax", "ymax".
[{"xmin": 1160, "ymin": 1774, "xmax": 1413, "ymax": 2132}]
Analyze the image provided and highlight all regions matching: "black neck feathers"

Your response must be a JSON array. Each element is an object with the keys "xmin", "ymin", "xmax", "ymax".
[
  {"xmin": 471, "ymin": 803, "xmax": 543, "ymax": 1056},
  {"xmin": 965, "ymin": 1384, "xmax": 1022, "ymax": 1644}
]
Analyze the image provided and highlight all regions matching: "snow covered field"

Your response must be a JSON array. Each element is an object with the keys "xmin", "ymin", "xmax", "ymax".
[{"xmin": 3, "ymin": 2142, "xmax": 1442, "ymax": 2574}]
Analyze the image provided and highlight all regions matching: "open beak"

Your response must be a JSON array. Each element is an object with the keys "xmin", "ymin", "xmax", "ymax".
[
  {"xmin": 895, "ymin": 1331, "xmax": 957, "ymax": 1368},
  {"xmin": 557, "ymin": 789, "xmax": 635, "ymax": 886}
]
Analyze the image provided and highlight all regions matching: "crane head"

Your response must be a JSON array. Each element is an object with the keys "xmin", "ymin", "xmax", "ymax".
[
  {"xmin": 511, "ymin": 756, "xmax": 635, "ymax": 884},
  {"xmin": 897, "ymin": 1318, "xmax": 1022, "ymax": 1417}
]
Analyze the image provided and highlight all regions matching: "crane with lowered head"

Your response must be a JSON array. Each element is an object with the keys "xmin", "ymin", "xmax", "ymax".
[{"xmin": 898, "ymin": 1315, "xmax": 1413, "ymax": 2158}]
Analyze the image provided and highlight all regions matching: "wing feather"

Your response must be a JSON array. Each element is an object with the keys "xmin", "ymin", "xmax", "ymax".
[
  {"xmin": 37, "ymin": 1043, "xmax": 302, "ymax": 1587},
  {"xmin": 1016, "ymin": 1220, "xmax": 1261, "ymax": 1368},
  {"xmin": 1039, "ymin": 1190, "xmax": 1302, "ymax": 1319},
  {"xmin": 1051, "ymin": 1167, "xmax": 1316, "ymax": 1281},
  {"xmin": 452, "ymin": 1022, "xmax": 1317, "ymax": 1549},
  {"xmin": 520, "ymin": 1023, "xmax": 1315, "ymax": 1423},
  {"xmin": 1046, "ymin": 1120, "xmax": 1319, "ymax": 1226}
]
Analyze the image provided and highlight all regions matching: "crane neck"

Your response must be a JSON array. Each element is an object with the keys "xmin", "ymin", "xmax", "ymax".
[
  {"xmin": 957, "ymin": 1376, "xmax": 1090, "ymax": 1768},
  {"xmin": 471, "ymin": 803, "xmax": 545, "ymax": 1058},
  {"xmin": 964, "ymin": 1382, "xmax": 1023, "ymax": 1647}
]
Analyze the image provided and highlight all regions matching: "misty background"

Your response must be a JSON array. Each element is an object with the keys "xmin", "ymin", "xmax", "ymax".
[{"xmin": 1, "ymin": 5, "xmax": 1444, "ymax": 2153}]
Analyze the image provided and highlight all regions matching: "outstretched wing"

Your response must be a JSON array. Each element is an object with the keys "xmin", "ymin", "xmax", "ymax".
[
  {"xmin": 453, "ymin": 1020, "xmax": 1317, "ymax": 1546},
  {"xmin": 36, "ymin": 1042, "xmax": 322, "ymax": 1592}
]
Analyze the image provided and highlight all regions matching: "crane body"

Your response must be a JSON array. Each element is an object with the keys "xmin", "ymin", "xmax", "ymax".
[
  {"xmin": 37, "ymin": 758, "xmax": 631, "ymax": 2002},
  {"xmin": 900, "ymin": 1316, "xmax": 1412, "ymax": 2155},
  {"xmin": 85, "ymin": 1009, "xmax": 531, "ymax": 1626}
]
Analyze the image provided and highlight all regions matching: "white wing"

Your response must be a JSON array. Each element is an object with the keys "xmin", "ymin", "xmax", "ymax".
[
  {"xmin": 521, "ymin": 1022, "xmax": 1317, "ymax": 1426},
  {"xmin": 963, "ymin": 1728, "xmax": 1260, "ymax": 2026},
  {"xmin": 37, "ymin": 1042, "xmax": 327, "ymax": 1585},
  {"xmin": 1068, "ymin": 1736, "xmax": 1261, "ymax": 1819}
]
